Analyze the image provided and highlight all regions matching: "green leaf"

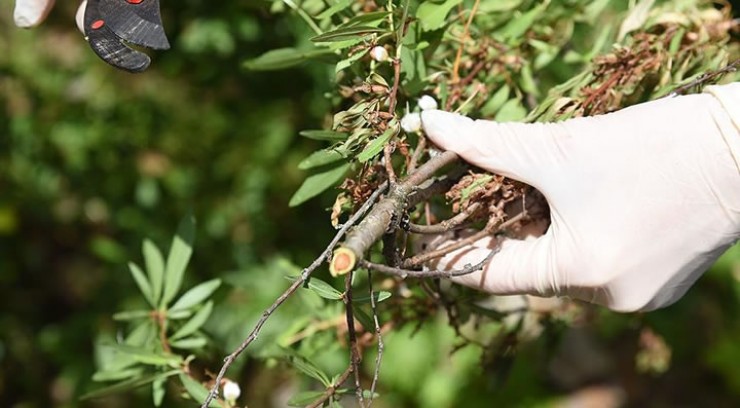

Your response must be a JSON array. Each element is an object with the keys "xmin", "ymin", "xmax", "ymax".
[
  {"xmin": 316, "ymin": 0, "xmax": 352, "ymax": 19},
  {"xmin": 306, "ymin": 278, "xmax": 343, "ymax": 300},
  {"xmin": 113, "ymin": 310, "xmax": 151, "ymax": 321},
  {"xmin": 335, "ymin": 47, "xmax": 369, "ymax": 73},
  {"xmin": 92, "ymin": 367, "xmax": 143, "ymax": 382},
  {"xmin": 244, "ymin": 48, "xmax": 335, "ymax": 71},
  {"xmin": 352, "ymin": 291, "xmax": 391, "ymax": 304},
  {"xmin": 170, "ymin": 336, "xmax": 208, "ymax": 350},
  {"xmin": 287, "ymin": 390, "xmax": 327, "ymax": 406},
  {"xmin": 285, "ymin": 351, "xmax": 332, "ymax": 386},
  {"xmin": 289, "ymin": 163, "xmax": 350, "ymax": 207},
  {"xmin": 81, "ymin": 370, "xmax": 180, "ymax": 400},
  {"xmin": 416, "ymin": 0, "xmax": 463, "ymax": 32},
  {"xmin": 298, "ymin": 148, "xmax": 349, "ymax": 170},
  {"xmin": 357, "ymin": 123, "xmax": 399, "ymax": 162},
  {"xmin": 161, "ymin": 216, "xmax": 196, "ymax": 308},
  {"xmin": 311, "ymin": 26, "xmax": 385, "ymax": 42},
  {"xmin": 169, "ymin": 278, "xmax": 221, "ymax": 312},
  {"xmin": 152, "ymin": 377, "xmax": 166, "ymax": 407},
  {"xmin": 104, "ymin": 344, "xmax": 183, "ymax": 367},
  {"xmin": 128, "ymin": 262, "xmax": 155, "ymax": 307},
  {"xmin": 495, "ymin": 98, "xmax": 527, "ymax": 122},
  {"xmin": 299, "ymin": 130, "xmax": 349, "ymax": 141},
  {"xmin": 499, "ymin": 3, "xmax": 546, "ymax": 40},
  {"xmin": 171, "ymin": 301, "xmax": 214, "ymax": 340},
  {"xmin": 352, "ymin": 305, "xmax": 375, "ymax": 331},
  {"xmin": 143, "ymin": 239, "xmax": 165, "ymax": 304},
  {"xmin": 179, "ymin": 374, "xmax": 223, "ymax": 407},
  {"xmin": 480, "ymin": 85, "xmax": 510, "ymax": 116},
  {"xmin": 338, "ymin": 11, "xmax": 390, "ymax": 27},
  {"xmin": 166, "ymin": 309, "xmax": 193, "ymax": 320}
]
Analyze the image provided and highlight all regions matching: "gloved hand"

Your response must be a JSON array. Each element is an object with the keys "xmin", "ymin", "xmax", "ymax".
[
  {"xmin": 420, "ymin": 83, "xmax": 740, "ymax": 312},
  {"xmin": 13, "ymin": 0, "xmax": 169, "ymax": 72}
]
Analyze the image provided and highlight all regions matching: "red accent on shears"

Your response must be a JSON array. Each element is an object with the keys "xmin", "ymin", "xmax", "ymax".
[
  {"xmin": 127, "ymin": 0, "xmax": 144, "ymax": 4},
  {"xmin": 91, "ymin": 19, "xmax": 105, "ymax": 30}
]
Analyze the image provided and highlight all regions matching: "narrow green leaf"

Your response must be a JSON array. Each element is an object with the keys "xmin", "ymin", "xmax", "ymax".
[
  {"xmin": 352, "ymin": 306, "xmax": 375, "ymax": 331},
  {"xmin": 113, "ymin": 310, "xmax": 151, "ymax": 321},
  {"xmin": 480, "ymin": 85, "xmax": 510, "ymax": 116},
  {"xmin": 357, "ymin": 124, "xmax": 398, "ymax": 162},
  {"xmin": 311, "ymin": 26, "xmax": 385, "ymax": 42},
  {"xmin": 289, "ymin": 163, "xmax": 350, "ymax": 207},
  {"xmin": 106, "ymin": 344, "xmax": 183, "ymax": 366},
  {"xmin": 244, "ymin": 48, "xmax": 335, "ymax": 71},
  {"xmin": 143, "ymin": 239, "xmax": 165, "ymax": 304},
  {"xmin": 81, "ymin": 369, "xmax": 180, "ymax": 400},
  {"xmin": 316, "ymin": 0, "xmax": 351, "ymax": 19},
  {"xmin": 179, "ymin": 374, "xmax": 223, "ymax": 407},
  {"xmin": 306, "ymin": 278, "xmax": 343, "ymax": 300},
  {"xmin": 169, "ymin": 278, "xmax": 221, "ymax": 312},
  {"xmin": 499, "ymin": 4, "xmax": 546, "ymax": 40},
  {"xmin": 166, "ymin": 309, "xmax": 194, "ymax": 320},
  {"xmin": 298, "ymin": 148, "xmax": 349, "ymax": 170},
  {"xmin": 128, "ymin": 262, "xmax": 155, "ymax": 307},
  {"xmin": 153, "ymin": 377, "xmax": 166, "ymax": 407},
  {"xmin": 352, "ymin": 291, "xmax": 391, "ymax": 304},
  {"xmin": 287, "ymin": 390, "xmax": 327, "ymax": 406},
  {"xmin": 161, "ymin": 216, "xmax": 196, "ymax": 308},
  {"xmin": 286, "ymin": 352, "xmax": 332, "ymax": 386},
  {"xmin": 92, "ymin": 367, "xmax": 143, "ymax": 382},
  {"xmin": 335, "ymin": 47, "xmax": 369, "ymax": 73},
  {"xmin": 170, "ymin": 336, "xmax": 208, "ymax": 350},
  {"xmin": 495, "ymin": 98, "xmax": 528, "ymax": 122},
  {"xmin": 299, "ymin": 130, "xmax": 349, "ymax": 141},
  {"xmin": 171, "ymin": 301, "xmax": 214, "ymax": 340},
  {"xmin": 338, "ymin": 11, "xmax": 390, "ymax": 28},
  {"xmin": 416, "ymin": 0, "xmax": 463, "ymax": 32}
]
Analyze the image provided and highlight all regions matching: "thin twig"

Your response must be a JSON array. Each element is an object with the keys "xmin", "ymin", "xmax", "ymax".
[
  {"xmin": 367, "ymin": 272, "xmax": 383, "ymax": 407},
  {"xmin": 306, "ymin": 365, "xmax": 354, "ymax": 408},
  {"xmin": 404, "ymin": 211, "xmax": 527, "ymax": 267},
  {"xmin": 451, "ymin": 0, "xmax": 481, "ymax": 83},
  {"xmin": 407, "ymin": 202, "xmax": 483, "ymax": 234},
  {"xmin": 407, "ymin": 134, "xmax": 427, "ymax": 174},
  {"xmin": 360, "ymin": 247, "xmax": 497, "ymax": 278},
  {"xmin": 200, "ymin": 184, "xmax": 388, "ymax": 408},
  {"xmin": 383, "ymin": 143, "xmax": 397, "ymax": 183},
  {"xmin": 668, "ymin": 58, "xmax": 739, "ymax": 96},
  {"xmin": 343, "ymin": 271, "xmax": 365, "ymax": 407}
]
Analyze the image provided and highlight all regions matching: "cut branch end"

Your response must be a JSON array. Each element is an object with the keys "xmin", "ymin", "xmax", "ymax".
[{"xmin": 330, "ymin": 247, "xmax": 357, "ymax": 277}]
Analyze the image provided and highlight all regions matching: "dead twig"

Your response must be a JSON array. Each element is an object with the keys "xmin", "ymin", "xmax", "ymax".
[
  {"xmin": 367, "ymin": 272, "xmax": 383, "ymax": 407},
  {"xmin": 343, "ymin": 270, "xmax": 365, "ymax": 407},
  {"xmin": 360, "ymin": 247, "xmax": 498, "ymax": 279}
]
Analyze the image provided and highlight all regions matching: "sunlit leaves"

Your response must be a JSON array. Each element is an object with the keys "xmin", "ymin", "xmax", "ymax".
[
  {"xmin": 289, "ymin": 162, "xmax": 350, "ymax": 207},
  {"xmin": 161, "ymin": 215, "xmax": 196, "ymax": 308},
  {"xmin": 244, "ymin": 47, "xmax": 336, "ymax": 70},
  {"xmin": 416, "ymin": 0, "xmax": 463, "ymax": 31}
]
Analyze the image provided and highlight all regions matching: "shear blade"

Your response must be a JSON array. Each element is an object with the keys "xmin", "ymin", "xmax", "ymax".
[
  {"xmin": 100, "ymin": 0, "xmax": 170, "ymax": 50},
  {"xmin": 84, "ymin": 0, "xmax": 151, "ymax": 72}
]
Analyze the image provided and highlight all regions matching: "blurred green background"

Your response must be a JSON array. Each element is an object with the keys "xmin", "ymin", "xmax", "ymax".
[{"xmin": 1, "ymin": 1, "xmax": 740, "ymax": 407}]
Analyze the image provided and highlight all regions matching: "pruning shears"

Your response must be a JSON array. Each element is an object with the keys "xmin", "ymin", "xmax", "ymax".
[{"xmin": 82, "ymin": 0, "xmax": 169, "ymax": 72}]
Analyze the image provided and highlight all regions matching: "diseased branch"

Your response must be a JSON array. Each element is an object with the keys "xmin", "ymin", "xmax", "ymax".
[
  {"xmin": 406, "ymin": 202, "xmax": 483, "ymax": 234},
  {"xmin": 359, "ymin": 246, "xmax": 498, "ymax": 278},
  {"xmin": 403, "ymin": 210, "xmax": 527, "ymax": 267},
  {"xmin": 200, "ymin": 183, "xmax": 388, "ymax": 408},
  {"xmin": 330, "ymin": 151, "xmax": 460, "ymax": 275}
]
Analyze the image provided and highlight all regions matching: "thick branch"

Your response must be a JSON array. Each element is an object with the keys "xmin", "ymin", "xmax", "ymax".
[{"xmin": 330, "ymin": 151, "xmax": 459, "ymax": 275}]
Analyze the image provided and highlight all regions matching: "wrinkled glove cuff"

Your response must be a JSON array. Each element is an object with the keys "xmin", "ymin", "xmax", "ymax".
[{"xmin": 705, "ymin": 82, "xmax": 740, "ymax": 174}]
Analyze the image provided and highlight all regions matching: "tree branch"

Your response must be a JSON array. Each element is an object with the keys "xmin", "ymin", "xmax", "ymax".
[
  {"xmin": 359, "ymin": 246, "xmax": 497, "ymax": 279},
  {"xmin": 200, "ymin": 183, "xmax": 388, "ymax": 408}
]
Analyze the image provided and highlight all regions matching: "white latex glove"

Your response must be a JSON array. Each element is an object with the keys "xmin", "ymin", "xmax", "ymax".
[
  {"xmin": 13, "ymin": 0, "xmax": 85, "ymax": 32},
  {"xmin": 420, "ymin": 83, "xmax": 740, "ymax": 312}
]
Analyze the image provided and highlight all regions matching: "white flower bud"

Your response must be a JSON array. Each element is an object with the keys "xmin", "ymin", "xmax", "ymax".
[
  {"xmin": 370, "ymin": 46, "xmax": 388, "ymax": 62},
  {"xmin": 400, "ymin": 112, "xmax": 422, "ymax": 133},
  {"xmin": 417, "ymin": 95, "xmax": 438, "ymax": 111},
  {"xmin": 223, "ymin": 380, "xmax": 241, "ymax": 402}
]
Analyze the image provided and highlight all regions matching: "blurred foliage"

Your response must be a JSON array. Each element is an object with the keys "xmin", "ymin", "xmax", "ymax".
[{"xmin": 0, "ymin": 0, "xmax": 739, "ymax": 407}]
